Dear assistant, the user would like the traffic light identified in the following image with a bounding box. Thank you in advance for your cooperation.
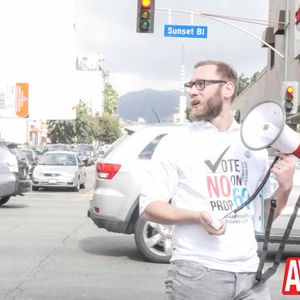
[283,81,299,114]
[136,0,155,33]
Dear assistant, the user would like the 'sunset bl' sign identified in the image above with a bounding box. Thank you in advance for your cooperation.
[282,257,300,295]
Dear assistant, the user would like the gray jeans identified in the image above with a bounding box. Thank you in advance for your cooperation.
[165,260,271,300]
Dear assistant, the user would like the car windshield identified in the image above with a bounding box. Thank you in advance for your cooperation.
[39,154,76,166]
[47,144,69,151]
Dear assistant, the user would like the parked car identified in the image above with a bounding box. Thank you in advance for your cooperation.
[0,142,19,206]
[0,141,32,206]
[77,150,92,167]
[21,148,39,177]
[32,145,48,157]
[32,151,86,191]
[6,142,32,194]
[77,144,96,166]
[46,144,70,152]
[88,124,300,263]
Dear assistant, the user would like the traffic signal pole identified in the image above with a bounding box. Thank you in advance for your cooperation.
[155,7,284,59]
[283,0,290,84]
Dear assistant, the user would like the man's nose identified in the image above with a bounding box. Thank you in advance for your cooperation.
[188,84,199,96]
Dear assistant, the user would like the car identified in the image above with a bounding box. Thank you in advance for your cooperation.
[32,151,86,191]
[255,155,300,245]
[46,143,70,152]
[77,149,92,167]
[21,148,39,177]
[0,141,32,206]
[76,144,96,166]
[88,124,182,263]
[88,124,300,263]
[0,142,19,206]
[6,142,32,194]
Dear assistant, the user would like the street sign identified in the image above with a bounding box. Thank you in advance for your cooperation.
[164,24,208,38]
[0,82,29,118]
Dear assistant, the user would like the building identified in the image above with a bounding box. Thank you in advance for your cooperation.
[76,53,107,117]
[0,0,77,144]
[233,0,300,128]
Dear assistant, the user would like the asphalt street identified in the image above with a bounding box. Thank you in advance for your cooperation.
[0,165,299,299]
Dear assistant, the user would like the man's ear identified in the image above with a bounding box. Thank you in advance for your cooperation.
[223,82,235,99]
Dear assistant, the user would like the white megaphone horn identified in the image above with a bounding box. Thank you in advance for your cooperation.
[240,100,300,158]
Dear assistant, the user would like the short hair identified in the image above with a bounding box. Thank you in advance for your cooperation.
[194,60,238,99]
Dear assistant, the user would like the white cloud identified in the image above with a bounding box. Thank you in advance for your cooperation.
[76,0,270,96]
[109,71,180,96]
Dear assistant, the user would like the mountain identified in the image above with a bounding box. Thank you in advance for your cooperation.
[117,89,182,123]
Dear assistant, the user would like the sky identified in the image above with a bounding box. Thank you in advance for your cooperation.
[0,0,270,122]
[75,0,270,97]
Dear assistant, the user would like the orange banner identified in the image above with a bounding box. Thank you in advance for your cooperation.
[15,82,29,118]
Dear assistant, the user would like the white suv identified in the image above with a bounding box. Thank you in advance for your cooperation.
[88,124,300,263]
[88,124,182,263]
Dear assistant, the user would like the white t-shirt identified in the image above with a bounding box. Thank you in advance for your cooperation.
[139,120,275,272]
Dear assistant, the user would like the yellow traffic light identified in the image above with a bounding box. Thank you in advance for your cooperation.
[141,0,151,8]
[136,0,155,33]
[283,81,299,114]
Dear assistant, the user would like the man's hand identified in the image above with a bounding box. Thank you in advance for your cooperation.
[271,153,295,193]
[267,153,295,220]
[198,211,227,235]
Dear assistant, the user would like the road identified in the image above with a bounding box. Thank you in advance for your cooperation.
[0,165,299,299]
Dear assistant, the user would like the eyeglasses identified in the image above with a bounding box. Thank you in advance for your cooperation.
[184,79,227,91]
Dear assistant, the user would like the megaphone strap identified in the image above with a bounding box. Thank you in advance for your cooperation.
[221,156,280,220]
[255,198,277,282]
[255,194,300,282]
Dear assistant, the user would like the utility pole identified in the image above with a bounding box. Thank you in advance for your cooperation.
[283,0,290,84]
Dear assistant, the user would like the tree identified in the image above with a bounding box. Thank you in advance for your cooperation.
[47,82,121,145]
[96,113,121,144]
[47,100,95,144]
[74,100,94,143]
[237,72,259,96]
[47,119,76,144]
[104,82,118,114]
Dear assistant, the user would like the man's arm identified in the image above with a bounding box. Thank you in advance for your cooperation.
[264,153,295,221]
[141,200,226,234]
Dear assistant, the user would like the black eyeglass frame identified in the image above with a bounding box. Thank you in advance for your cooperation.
[184,79,227,91]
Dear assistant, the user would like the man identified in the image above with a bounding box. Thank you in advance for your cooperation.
[139,60,295,300]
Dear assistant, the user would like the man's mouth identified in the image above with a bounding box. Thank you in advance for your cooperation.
[191,99,201,108]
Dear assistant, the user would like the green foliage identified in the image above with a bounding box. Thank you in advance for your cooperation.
[104,83,118,114]
[47,119,76,144]
[237,72,259,96]
[96,113,121,144]
[46,83,121,145]
[75,100,94,143]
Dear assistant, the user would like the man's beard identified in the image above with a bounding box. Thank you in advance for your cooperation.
[189,88,223,122]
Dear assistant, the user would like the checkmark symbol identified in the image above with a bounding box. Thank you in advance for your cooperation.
[204,146,230,173]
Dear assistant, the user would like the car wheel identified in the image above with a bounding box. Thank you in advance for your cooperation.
[32,186,39,191]
[0,196,11,206]
[73,179,80,192]
[134,217,172,263]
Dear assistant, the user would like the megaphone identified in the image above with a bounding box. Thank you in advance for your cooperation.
[240,100,300,158]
